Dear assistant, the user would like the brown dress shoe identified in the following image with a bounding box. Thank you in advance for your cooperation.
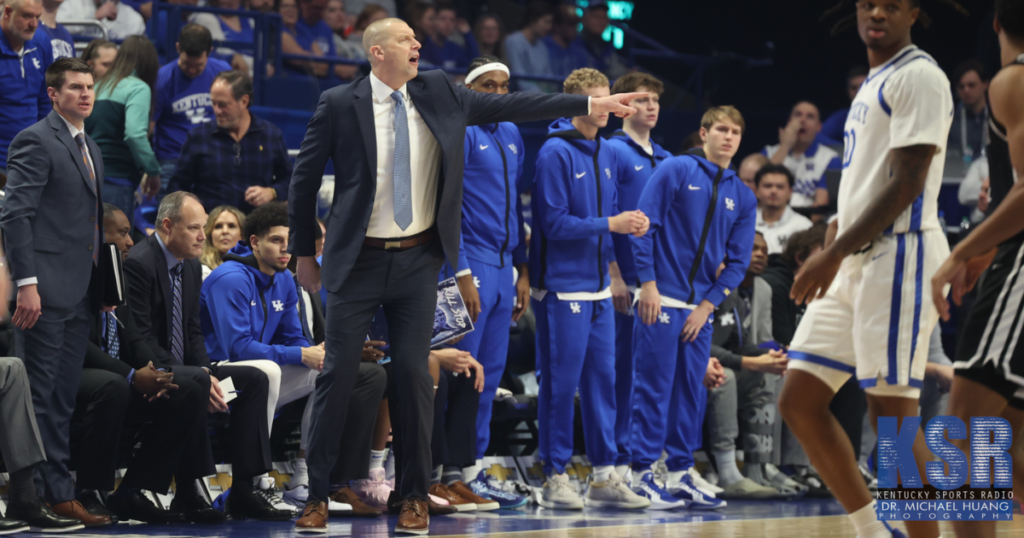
[428,497,457,516]
[51,500,112,528]
[448,481,500,511]
[428,483,476,512]
[396,499,429,536]
[330,487,382,518]
[295,501,328,534]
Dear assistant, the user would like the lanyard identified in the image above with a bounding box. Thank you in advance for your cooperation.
[961,104,988,162]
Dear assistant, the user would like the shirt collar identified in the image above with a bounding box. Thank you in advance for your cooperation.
[56,112,85,139]
[370,71,409,105]
[154,231,182,271]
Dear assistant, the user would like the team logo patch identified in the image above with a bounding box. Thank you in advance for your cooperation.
[251,301,257,306]
[725,197,735,211]
[688,185,701,191]
[720,312,735,326]
[605,168,611,179]
[473,276,481,288]
[634,165,644,171]
[570,302,582,314]
[658,312,670,324]
[575,172,586,179]
[508,144,518,154]
[479,144,489,150]
[32,57,41,69]
[272,300,284,312]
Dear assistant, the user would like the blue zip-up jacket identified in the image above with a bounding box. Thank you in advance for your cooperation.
[459,122,527,270]
[606,130,672,287]
[201,243,309,366]
[529,117,618,293]
[0,30,50,169]
[633,150,757,308]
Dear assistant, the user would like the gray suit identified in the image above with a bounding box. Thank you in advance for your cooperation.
[0,357,45,474]
[0,110,104,504]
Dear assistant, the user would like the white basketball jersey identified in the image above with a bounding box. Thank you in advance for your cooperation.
[837,45,953,236]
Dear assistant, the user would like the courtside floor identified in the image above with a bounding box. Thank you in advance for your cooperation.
[29,500,1023,537]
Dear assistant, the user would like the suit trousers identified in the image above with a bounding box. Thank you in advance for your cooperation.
[613,310,636,466]
[227,360,317,450]
[15,295,91,505]
[330,362,387,484]
[0,356,45,474]
[429,368,481,469]
[308,242,444,502]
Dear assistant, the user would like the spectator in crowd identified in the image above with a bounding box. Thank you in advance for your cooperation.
[192,0,256,73]
[678,131,704,155]
[58,0,146,40]
[343,2,386,60]
[248,0,274,12]
[168,70,292,212]
[325,0,363,63]
[153,23,232,193]
[817,66,867,146]
[605,72,672,481]
[343,0,391,19]
[948,59,989,163]
[760,224,826,349]
[124,191,291,521]
[473,13,504,61]
[404,2,434,58]
[419,1,477,70]
[146,0,199,61]
[575,0,630,79]
[737,153,769,193]
[754,164,813,256]
[632,106,754,510]
[85,35,162,224]
[122,0,151,20]
[78,204,216,525]
[505,0,554,93]
[529,68,650,511]
[0,57,107,531]
[704,233,789,498]
[763,101,839,209]
[545,2,588,78]
[282,0,356,79]
[0,0,49,174]
[958,155,989,224]
[82,39,117,79]
[38,0,74,60]
[199,204,246,279]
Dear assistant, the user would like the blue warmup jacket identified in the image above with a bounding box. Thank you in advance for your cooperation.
[201,243,309,365]
[605,130,672,287]
[529,117,619,293]
[459,123,527,270]
[633,150,757,307]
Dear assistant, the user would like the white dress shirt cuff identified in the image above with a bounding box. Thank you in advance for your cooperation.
[16,278,38,287]
[455,269,472,278]
[587,96,592,115]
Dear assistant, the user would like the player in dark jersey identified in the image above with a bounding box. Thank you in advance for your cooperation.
[931,1,1024,536]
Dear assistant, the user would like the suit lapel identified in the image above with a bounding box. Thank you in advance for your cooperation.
[407,79,442,150]
[48,112,97,195]
[353,78,377,182]
[148,234,174,343]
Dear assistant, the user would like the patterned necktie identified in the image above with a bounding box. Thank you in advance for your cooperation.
[105,312,120,361]
[391,91,413,231]
[74,133,99,265]
[170,262,184,363]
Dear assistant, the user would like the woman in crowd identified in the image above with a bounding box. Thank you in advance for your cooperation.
[344,3,387,60]
[474,13,506,61]
[404,1,438,65]
[324,0,361,78]
[81,39,117,79]
[84,36,161,225]
[200,205,247,280]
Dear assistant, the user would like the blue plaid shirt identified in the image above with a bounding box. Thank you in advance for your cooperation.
[167,112,292,213]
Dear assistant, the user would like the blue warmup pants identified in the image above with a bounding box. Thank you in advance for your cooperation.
[613,310,636,466]
[451,259,515,459]
[630,307,713,472]
[534,295,617,476]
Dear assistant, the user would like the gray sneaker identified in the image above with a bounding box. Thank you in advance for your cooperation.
[540,474,584,510]
[584,473,651,510]
[718,477,779,500]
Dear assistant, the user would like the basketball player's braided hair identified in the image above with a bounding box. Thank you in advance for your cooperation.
[820,0,969,36]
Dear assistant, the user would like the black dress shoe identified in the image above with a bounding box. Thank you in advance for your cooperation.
[107,489,186,524]
[75,491,119,524]
[225,488,295,521]
[169,490,227,524]
[4,499,84,532]
[0,516,29,535]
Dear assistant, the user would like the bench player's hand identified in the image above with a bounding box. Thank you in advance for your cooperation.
[790,248,843,305]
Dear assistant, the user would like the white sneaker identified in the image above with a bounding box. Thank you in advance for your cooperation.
[584,473,650,509]
[258,477,299,513]
[539,474,584,510]
[688,467,722,497]
[284,484,310,508]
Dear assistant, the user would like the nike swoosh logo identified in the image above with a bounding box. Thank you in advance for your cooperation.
[634,165,644,171]
[688,185,700,191]
[871,252,888,261]
[576,172,586,178]
[479,145,488,150]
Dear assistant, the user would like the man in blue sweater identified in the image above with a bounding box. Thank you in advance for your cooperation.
[632,106,757,510]
[529,68,650,511]
[604,72,673,482]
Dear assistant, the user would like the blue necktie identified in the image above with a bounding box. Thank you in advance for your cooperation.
[391,91,413,231]
[105,312,120,361]
[170,263,184,363]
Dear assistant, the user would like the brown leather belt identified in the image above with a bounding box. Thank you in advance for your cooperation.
[363,229,437,251]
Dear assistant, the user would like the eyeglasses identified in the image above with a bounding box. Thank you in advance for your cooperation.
[233,143,241,166]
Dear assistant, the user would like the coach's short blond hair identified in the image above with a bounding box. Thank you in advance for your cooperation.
[563,68,608,95]
[701,105,745,134]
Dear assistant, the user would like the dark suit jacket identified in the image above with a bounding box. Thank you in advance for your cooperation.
[288,69,589,293]
[124,233,211,369]
[0,111,104,308]
[85,298,163,377]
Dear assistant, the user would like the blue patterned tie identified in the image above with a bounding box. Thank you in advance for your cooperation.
[105,312,120,361]
[391,91,413,231]
[170,263,184,363]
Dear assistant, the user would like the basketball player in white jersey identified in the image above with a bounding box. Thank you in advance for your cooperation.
[778,1,956,537]
[931,1,1024,536]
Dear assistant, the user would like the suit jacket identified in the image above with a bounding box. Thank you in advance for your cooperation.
[0,110,104,308]
[288,69,589,293]
[124,233,211,369]
[85,297,162,377]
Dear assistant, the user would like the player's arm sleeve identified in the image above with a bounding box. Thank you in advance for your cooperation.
[711,344,743,371]
[705,190,757,307]
[605,178,618,264]
[884,64,954,150]
[535,148,609,240]
[632,160,680,284]
[512,131,528,266]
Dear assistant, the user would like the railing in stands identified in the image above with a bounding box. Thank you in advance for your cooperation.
[58,20,109,54]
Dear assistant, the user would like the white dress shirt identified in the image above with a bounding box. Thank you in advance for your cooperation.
[16,114,96,288]
[367,72,442,239]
